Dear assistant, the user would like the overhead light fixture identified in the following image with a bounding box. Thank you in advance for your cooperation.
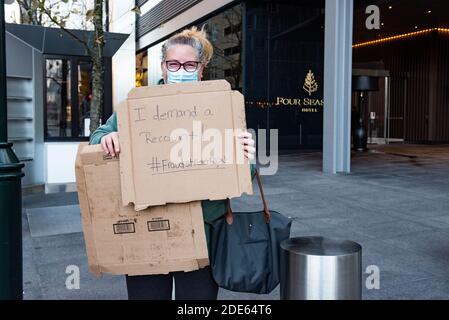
[415,26,418,29]
[388,6,393,9]
[353,28,449,48]
[428,10,432,14]
[381,22,385,26]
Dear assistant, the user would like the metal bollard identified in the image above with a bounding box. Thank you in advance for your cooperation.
[280,236,362,300]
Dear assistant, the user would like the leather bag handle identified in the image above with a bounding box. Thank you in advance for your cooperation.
[226,169,270,224]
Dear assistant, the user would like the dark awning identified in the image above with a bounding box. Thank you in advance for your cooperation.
[6,23,129,57]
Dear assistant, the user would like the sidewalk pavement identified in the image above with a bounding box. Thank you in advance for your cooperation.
[22,144,449,299]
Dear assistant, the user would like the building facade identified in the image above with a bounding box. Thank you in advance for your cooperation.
[135,0,326,151]
[132,0,449,171]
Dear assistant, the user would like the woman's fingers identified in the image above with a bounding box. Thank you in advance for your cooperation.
[239,138,255,146]
[237,131,252,139]
[105,136,115,156]
[100,136,109,154]
[243,145,256,160]
[111,132,120,154]
[244,151,255,160]
[243,145,256,154]
[100,133,120,156]
[243,144,256,160]
[237,131,256,160]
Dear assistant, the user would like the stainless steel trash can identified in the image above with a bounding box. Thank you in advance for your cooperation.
[280,236,362,300]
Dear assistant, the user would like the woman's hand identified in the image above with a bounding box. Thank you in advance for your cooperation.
[100,132,120,156]
[237,131,256,160]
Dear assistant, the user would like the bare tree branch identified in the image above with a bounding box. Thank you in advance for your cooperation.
[37,0,92,56]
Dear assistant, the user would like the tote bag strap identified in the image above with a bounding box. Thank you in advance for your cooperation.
[226,169,271,224]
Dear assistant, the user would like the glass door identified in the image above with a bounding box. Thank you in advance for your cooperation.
[45,58,72,138]
[44,56,93,140]
[77,59,93,137]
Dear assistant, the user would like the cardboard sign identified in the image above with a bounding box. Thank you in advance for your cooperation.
[75,143,209,276]
[118,80,253,210]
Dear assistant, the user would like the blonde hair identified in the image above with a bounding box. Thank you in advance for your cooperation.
[161,26,214,67]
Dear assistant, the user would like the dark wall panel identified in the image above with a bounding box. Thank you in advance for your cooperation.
[435,33,449,141]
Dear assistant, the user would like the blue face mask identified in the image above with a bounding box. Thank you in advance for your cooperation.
[167,69,199,84]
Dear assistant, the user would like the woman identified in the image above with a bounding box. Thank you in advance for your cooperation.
[90,26,256,300]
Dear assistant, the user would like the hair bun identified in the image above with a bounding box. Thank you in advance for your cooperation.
[162,25,214,66]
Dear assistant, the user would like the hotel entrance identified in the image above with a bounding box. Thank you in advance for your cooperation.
[352,0,449,152]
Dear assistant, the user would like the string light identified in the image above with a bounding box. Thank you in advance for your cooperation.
[353,28,449,48]
[245,101,272,108]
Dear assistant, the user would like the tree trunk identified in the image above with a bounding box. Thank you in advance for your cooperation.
[89,0,104,133]
[17,0,40,25]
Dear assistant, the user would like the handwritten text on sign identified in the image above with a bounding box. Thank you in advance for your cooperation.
[130,103,245,175]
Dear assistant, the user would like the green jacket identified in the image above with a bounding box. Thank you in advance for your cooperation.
[89,111,256,253]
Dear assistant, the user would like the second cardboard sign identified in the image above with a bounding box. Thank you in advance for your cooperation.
[75,143,209,276]
[118,80,253,210]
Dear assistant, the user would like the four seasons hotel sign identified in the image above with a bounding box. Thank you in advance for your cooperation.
[275,69,324,113]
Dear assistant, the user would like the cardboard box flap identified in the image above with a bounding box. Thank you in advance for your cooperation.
[231,91,253,195]
[117,101,135,207]
[127,79,231,100]
[75,143,209,277]
[75,142,89,169]
[75,142,101,277]
[102,259,207,276]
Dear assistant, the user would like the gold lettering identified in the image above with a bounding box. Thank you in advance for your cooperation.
[276,97,301,106]
[301,108,318,113]
[275,97,323,108]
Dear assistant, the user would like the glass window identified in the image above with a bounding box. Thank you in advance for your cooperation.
[224,23,242,36]
[45,56,95,140]
[45,59,71,138]
[136,51,148,87]
[224,45,241,56]
[197,3,243,91]
[144,4,243,89]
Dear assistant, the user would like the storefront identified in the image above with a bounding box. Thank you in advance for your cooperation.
[5,23,127,188]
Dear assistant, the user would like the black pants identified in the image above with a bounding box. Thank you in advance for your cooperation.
[126,267,218,300]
